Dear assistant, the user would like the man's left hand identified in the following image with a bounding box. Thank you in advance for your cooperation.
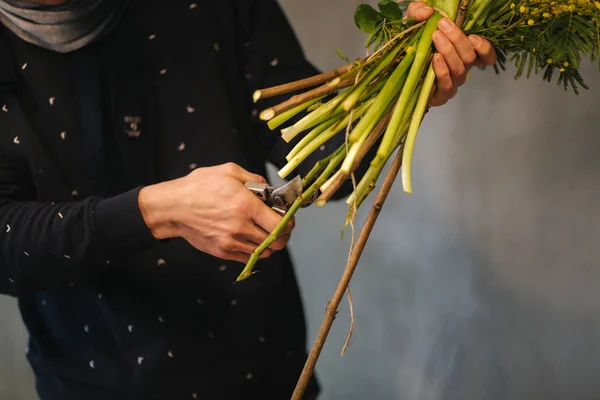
[407,1,497,106]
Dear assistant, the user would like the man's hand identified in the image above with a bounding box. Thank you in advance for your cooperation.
[139,163,294,264]
[407,1,497,106]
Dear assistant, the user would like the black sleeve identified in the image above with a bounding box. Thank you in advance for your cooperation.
[0,147,158,297]
[236,0,377,201]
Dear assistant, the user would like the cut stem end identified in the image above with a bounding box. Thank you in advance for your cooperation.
[260,109,275,121]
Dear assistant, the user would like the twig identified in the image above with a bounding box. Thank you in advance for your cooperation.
[291,146,405,400]
[259,78,355,121]
[253,58,367,102]
[455,0,471,28]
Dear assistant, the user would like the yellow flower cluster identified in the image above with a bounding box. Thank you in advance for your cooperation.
[506,0,599,69]
[464,0,597,92]
[511,0,599,20]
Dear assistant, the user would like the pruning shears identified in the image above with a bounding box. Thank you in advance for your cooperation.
[245,175,317,214]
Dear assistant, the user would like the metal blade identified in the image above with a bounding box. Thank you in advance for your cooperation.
[271,175,303,207]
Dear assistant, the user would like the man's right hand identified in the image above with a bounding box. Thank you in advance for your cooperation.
[138,163,294,263]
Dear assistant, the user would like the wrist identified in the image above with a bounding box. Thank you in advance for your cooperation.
[138,181,181,240]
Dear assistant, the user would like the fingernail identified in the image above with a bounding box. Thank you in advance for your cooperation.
[469,35,481,46]
[417,8,431,19]
[434,53,444,65]
[438,18,454,32]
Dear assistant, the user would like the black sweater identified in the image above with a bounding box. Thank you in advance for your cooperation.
[0,1,364,398]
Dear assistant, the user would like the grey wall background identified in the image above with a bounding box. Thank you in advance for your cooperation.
[1,1,599,399]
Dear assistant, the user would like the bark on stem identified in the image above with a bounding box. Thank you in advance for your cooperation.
[260,78,355,121]
[455,0,471,28]
[253,58,367,102]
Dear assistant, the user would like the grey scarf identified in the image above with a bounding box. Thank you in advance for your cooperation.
[0,0,127,53]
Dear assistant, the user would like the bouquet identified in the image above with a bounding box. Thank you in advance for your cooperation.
[237,0,600,282]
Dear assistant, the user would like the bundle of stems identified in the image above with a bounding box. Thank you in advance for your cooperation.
[236,0,600,283]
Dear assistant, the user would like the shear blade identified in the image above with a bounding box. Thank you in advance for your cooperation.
[272,175,303,206]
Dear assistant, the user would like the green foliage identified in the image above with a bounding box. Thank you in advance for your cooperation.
[354,1,406,35]
[354,4,384,34]
[336,48,350,62]
[378,0,405,20]
[463,0,600,93]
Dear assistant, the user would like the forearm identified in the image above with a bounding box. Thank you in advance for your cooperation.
[0,188,158,296]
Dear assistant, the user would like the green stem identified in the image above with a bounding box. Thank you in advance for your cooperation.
[301,144,346,188]
[267,96,325,130]
[278,97,375,179]
[463,0,494,30]
[437,0,461,19]
[401,65,436,194]
[373,14,441,168]
[307,102,322,113]
[285,73,390,161]
[347,122,409,208]
[281,55,393,143]
[286,115,341,161]
[360,71,392,101]
[341,45,404,112]
[281,67,391,144]
[236,205,300,282]
[343,140,406,230]
[341,55,414,175]
[346,75,421,209]
[281,88,353,143]
[338,48,420,176]
[347,50,416,145]
[346,164,379,210]
[237,148,347,282]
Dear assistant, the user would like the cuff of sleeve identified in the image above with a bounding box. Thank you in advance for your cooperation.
[94,187,158,255]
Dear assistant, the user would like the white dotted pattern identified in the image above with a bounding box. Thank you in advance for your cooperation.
[0,7,306,389]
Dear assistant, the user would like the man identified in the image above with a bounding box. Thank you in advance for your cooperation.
[0,0,496,399]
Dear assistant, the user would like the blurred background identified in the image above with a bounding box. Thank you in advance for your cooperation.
[1,0,600,399]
